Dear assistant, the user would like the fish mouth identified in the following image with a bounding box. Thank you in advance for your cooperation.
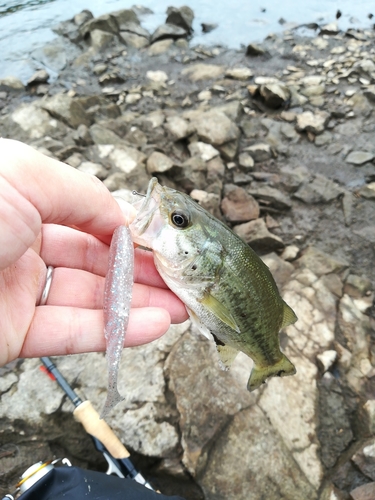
[129,178,163,245]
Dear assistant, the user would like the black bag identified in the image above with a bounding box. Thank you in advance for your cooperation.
[18,466,185,500]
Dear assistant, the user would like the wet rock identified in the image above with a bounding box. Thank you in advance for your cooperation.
[151,23,187,43]
[73,9,93,26]
[201,22,218,33]
[181,63,225,81]
[243,143,272,162]
[233,218,284,252]
[192,111,240,146]
[165,115,193,140]
[293,174,344,204]
[221,186,260,222]
[297,246,349,276]
[315,131,332,147]
[345,151,375,166]
[0,76,24,92]
[42,93,91,128]
[246,43,267,56]
[350,483,375,500]
[27,69,49,86]
[320,22,339,35]
[89,29,117,51]
[79,14,119,38]
[188,142,219,161]
[31,39,69,71]
[166,6,194,33]
[118,21,149,37]
[146,151,174,173]
[296,110,330,135]
[248,185,292,210]
[225,67,253,80]
[260,83,291,109]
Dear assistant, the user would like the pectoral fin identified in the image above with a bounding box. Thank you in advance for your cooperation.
[199,292,240,333]
[281,301,298,328]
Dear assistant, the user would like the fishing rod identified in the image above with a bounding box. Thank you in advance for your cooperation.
[39,356,154,490]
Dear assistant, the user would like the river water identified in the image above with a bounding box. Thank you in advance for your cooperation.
[0,0,374,82]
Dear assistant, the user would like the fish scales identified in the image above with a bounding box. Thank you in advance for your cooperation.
[130,178,297,392]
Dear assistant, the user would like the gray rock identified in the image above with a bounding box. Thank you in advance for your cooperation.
[363,86,375,103]
[170,157,207,192]
[165,115,193,140]
[248,185,292,210]
[73,9,93,26]
[297,246,349,276]
[148,39,174,56]
[293,174,344,204]
[89,124,124,145]
[78,161,108,179]
[349,481,375,500]
[11,103,68,140]
[31,39,69,71]
[201,22,218,33]
[320,22,339,35]
[119,32,149,48]
[238,152,254,170]
[201,405,316,500]
[315,131,332,147]
[190,189,221,218]
[359,182,375,199]
[42,93,92,129]
[147,151,174,173]
[243,143,272,162]
[221,186,260,222]
[181,63,225,82]
[261,252,294,288]
[0,76,24,91]
[353,226,375,243]
[188,142,219,161]
[151,23,187,43]
[192,111,240,146]
[345,151,375,165]
[118,21,148,37]
[344,274,372,298]
[233,218,284,252]
[260,84,291,109]
[110,8,140,26]
[166,6,194,33]
[80,14,119,38]
[213,100,243,122]
[246,43,267,56]
[27,69,49,86]
[296,111,330,135]
[89,29,117,51]
[225,67,253,80]
[218,139,239,161]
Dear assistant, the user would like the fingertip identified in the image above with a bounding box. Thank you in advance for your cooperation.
[113,195,137,226]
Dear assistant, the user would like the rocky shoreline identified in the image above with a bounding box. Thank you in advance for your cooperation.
[1,6,375,500]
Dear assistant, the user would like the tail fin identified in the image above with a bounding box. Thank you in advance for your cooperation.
[247,354,296,392]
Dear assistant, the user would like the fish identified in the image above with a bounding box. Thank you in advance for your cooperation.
[101,225,134,418]
[129,177,297,392]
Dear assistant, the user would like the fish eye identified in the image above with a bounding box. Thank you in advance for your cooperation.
[171,210,190,229]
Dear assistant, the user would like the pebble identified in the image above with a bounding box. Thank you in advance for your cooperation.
[233,218,284,252]
[296,110,330,135]
[188,141,219,161]
[221,186,260,222]
[244,143,272,162]
[146,151,174,173]
[146,70,168,83]
[345,151,375,165]
[317,350,338,373]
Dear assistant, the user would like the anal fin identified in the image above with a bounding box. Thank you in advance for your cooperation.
[216,344,239,371]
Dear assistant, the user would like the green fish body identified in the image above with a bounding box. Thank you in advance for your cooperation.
[130,178,297,391]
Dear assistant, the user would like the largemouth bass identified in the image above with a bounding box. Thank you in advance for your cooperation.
[130,178,297,392]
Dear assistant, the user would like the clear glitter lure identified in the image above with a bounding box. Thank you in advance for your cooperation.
[101,225,134,419]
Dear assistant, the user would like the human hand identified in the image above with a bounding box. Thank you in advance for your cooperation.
[0,139,188,366]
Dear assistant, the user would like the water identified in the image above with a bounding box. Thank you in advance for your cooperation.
[0,0,374,82]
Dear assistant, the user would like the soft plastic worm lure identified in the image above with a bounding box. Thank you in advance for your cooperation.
[101,225,134,419]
